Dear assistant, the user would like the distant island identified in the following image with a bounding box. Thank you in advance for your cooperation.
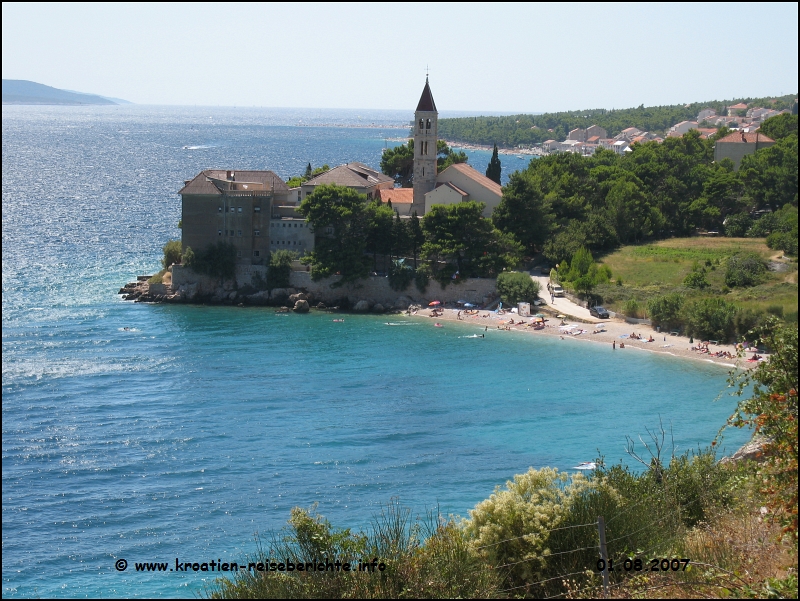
[2,79,130,105]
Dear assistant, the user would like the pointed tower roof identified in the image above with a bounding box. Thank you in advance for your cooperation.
[415,77,437,112]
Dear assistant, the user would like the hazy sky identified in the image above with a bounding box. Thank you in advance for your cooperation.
[3,2,798,112]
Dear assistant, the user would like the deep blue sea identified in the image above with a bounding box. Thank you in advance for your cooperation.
[2,105,750,598]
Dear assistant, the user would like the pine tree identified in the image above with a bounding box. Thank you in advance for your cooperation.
[304,163,313,179]
[486,144,502,184]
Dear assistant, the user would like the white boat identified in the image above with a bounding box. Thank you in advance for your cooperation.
[573,462,597,470]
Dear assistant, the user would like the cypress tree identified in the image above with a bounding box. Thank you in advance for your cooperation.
[304,163,313,179]
[486,144,502,184]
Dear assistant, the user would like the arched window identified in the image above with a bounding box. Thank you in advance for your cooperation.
[426,119,431,129]
[419,119,424,130]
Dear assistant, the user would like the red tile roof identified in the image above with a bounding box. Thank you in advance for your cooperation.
[716,131,775,144]
[179,170,288,195]
[443,163,502,196]
[377,188,414,204]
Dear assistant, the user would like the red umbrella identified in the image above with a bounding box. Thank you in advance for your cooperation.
[428,300,441,306]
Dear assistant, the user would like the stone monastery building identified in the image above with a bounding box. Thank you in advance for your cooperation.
[179,78,500,265]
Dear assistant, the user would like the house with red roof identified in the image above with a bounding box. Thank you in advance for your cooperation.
[714,131,775,169]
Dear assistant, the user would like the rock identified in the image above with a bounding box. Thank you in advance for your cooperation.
[353,300,370,312]
[271,288,289,304]
[720,437,770,464]
[228,291,237,301]
[393,296,412,310]
[372,303,385,313]
[293,299,310,313]
[316,302,327,309]
[288,293,308,304]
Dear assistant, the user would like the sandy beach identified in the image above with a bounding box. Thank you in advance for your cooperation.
[405,307,763,370]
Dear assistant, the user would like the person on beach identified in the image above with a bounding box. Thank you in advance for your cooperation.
[613,340,616,350]
[620,342,625,348]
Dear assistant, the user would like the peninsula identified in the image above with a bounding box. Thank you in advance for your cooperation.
[2,79,128,105]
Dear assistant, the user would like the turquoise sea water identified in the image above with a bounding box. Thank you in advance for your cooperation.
[2,106,749,598]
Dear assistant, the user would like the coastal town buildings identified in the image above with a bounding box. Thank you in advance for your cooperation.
[179,170,291,265]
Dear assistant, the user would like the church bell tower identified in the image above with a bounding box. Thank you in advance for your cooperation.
[412,77,438,216]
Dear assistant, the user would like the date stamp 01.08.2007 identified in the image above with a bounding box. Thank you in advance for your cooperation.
[595,558,690,573]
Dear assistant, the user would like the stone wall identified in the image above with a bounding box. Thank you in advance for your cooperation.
[288,271,497,307]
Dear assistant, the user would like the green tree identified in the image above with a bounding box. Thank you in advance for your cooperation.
[759,113,798,141]
[493,169,555,253]
[407,211,425,269]
[684,297,738,341]
[486,143,502,184]
[647,293,685,331]
[161,239,182,268]
[268,250,297,289]
[421,202,523,278]
[380,141,415,187]
[496,272,540,305]
[437,140,468,172]
[725,252,767,288]
[297,184,371,285]
[304,162,313,179]
[365,200,395,272]
[725,317,798,540]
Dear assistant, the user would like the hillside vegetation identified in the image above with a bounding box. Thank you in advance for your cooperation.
[438,93,798,147]
[592,237,798,336]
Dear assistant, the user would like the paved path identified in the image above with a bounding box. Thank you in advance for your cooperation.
[530,272,603,323]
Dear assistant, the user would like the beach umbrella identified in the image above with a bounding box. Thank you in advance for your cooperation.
[457,300,468,305]
[463,303,475,308]
[557,314,566,319]
[535,313,545,317]
[428,301,441,306]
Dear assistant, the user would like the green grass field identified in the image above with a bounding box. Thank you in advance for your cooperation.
[595,238,798,320]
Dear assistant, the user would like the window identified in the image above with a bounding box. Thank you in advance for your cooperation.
[218,206,222,212]
[236,250,242,258]
[238,230,242,237]
[253,250,260,257]
[254,230,261,236]
[218,229,222,236]
[419,119,424,130]
[254,206,261,212]
[238,207,242,213]
[426,118,431,129]
[230,207,235,213]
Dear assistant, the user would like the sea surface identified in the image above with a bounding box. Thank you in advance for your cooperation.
[2,105,750,598]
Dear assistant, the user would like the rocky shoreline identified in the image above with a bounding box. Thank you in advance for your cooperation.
[118,275,419,314]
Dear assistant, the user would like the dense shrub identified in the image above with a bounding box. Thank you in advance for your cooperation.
[208,501,496,599]
[684,297,738,341]
[647,293,685,331]
[683,268,709,289]
[724,212,753,237]
[497,271,540,305]
[725,252,767,287]
[161,239,182,269]
[414,266,430,294]
[268,250,297,289]
[387,264,413,292]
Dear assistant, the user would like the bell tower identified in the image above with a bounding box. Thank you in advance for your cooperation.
[412,76,438,215]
